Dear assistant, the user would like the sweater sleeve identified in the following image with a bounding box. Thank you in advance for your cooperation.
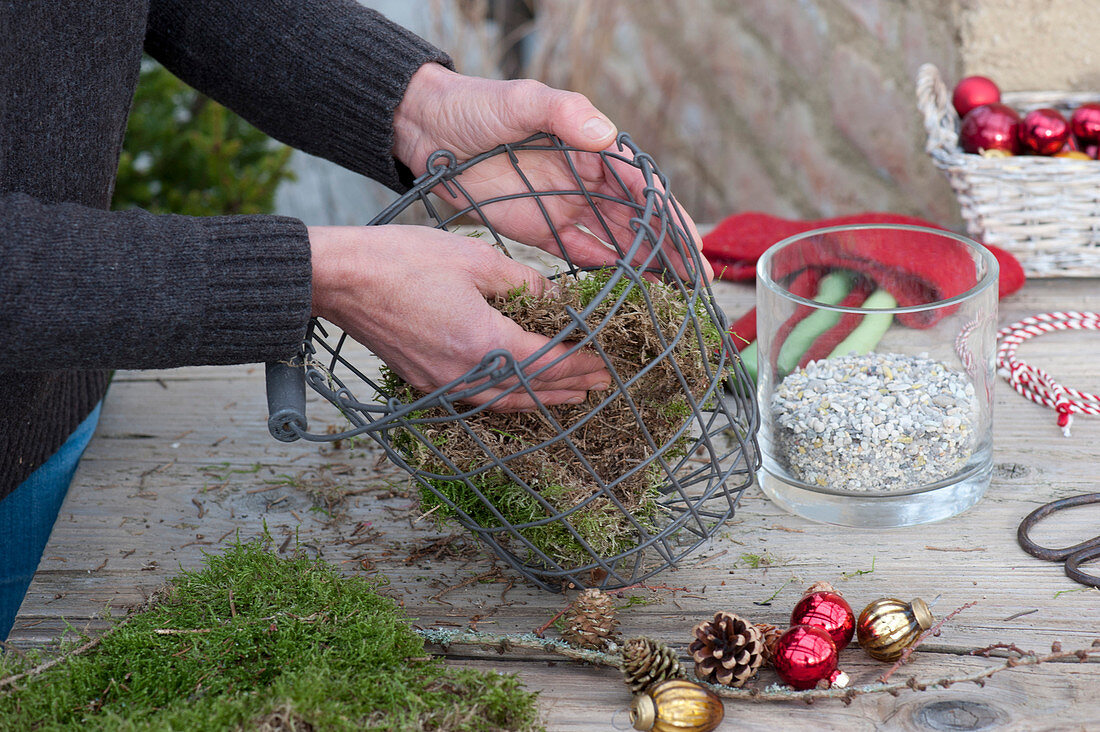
[145,0,454,192]
[1,192,312,370]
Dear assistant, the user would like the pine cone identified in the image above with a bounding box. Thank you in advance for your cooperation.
[561,588,619,651]
[621,636,686,693]
[753,622,783,666]
[689,611,764,687]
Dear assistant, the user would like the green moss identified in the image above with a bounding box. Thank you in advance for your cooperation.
[380,269,726,573]
[0,542,541,731]
[113,58,294,216]
[416,468,662,569]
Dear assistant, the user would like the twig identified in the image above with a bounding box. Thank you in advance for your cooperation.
[1001,609,1038,622]
[416,628,1100,704]
[969,642,1031,658]
[879,600,979,682]
[534,606,571,638]
[429,568,502,604]
[0,622,126,689]
[611,583,689,595]
[500,577,516,605]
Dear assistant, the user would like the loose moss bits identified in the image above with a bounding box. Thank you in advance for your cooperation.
[0,542,541,731]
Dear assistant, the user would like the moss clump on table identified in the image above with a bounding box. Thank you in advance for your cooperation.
[0,542,541,731]
[385,269,725,571]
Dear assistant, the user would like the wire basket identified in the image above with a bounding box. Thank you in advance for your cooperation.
[917,63,1100,277]
[265,132,759,591]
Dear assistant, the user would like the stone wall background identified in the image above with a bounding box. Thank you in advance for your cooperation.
[274,0,1100,229]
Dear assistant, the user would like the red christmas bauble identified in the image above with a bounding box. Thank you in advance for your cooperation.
[1071,103,1100,144]
[952,75,1001,118]
[1019,108,1070,155]
[960,103,1020,154]
[790,590,855,651]
[773,625,838,690]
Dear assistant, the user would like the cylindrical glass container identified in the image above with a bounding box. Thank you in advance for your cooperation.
[755,224,998,527]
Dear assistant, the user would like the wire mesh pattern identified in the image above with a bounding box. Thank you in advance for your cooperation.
[265,132,760,591]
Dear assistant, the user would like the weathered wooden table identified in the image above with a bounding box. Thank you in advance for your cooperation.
[10,277,1100,730]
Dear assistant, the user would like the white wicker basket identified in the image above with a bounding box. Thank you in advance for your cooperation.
[917,63,1100,277]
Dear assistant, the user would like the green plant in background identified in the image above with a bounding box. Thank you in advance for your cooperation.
[113,58,294,216]
[0,541,542,731]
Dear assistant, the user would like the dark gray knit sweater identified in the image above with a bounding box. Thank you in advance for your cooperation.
[0,0,450,498]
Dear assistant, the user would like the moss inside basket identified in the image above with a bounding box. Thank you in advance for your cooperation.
[383,269,726,571]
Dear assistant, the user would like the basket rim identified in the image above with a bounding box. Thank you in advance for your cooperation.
[758,223,999,314]
[918,63,1100,165]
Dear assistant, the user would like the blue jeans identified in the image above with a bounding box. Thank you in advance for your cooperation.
[0,402,102,642]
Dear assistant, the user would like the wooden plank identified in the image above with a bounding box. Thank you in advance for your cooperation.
[8,277,1100,730]
[449,656,1100,731]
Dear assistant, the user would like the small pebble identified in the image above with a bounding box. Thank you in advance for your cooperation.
[769,352,979,493]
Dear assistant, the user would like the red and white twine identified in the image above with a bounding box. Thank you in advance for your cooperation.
[996,311,1100,436]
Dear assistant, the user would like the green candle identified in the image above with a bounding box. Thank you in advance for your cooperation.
[775,271,854,375]
[828,289,897,359]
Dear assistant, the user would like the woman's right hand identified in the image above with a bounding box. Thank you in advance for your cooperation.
[308,225,611,411]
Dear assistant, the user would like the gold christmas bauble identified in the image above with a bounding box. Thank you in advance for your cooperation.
[856,597,934,661]
[629,679,724,732]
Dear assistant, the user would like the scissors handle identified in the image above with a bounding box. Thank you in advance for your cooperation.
[1065,545,1100,588]
[1018,493,1100,588]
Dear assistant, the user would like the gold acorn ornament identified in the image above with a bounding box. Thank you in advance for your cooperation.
[629,679,724,732]
[621,636,687,693]
[856,597,935,661]
[688,611,764,687]
[561,588,619,651]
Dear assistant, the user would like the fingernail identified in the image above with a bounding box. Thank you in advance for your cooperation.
[592,382,610,391]
[582,115,615,141]
[566,395,585,404]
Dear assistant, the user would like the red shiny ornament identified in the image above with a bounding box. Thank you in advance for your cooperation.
[1018,108,1069,155]
[1071,103,1100,144]
[773,625,838,691]
[960,103,1020,154]
[790,590,855,651]
[952,75,1001,118]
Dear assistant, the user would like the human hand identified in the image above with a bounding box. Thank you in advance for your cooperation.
[308,225,610,411]
[392,63,712,283]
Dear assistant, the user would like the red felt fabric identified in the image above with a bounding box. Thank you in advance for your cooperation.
[705,212,1027,355]
[702,212,1026,301]
[729,268,821,345]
